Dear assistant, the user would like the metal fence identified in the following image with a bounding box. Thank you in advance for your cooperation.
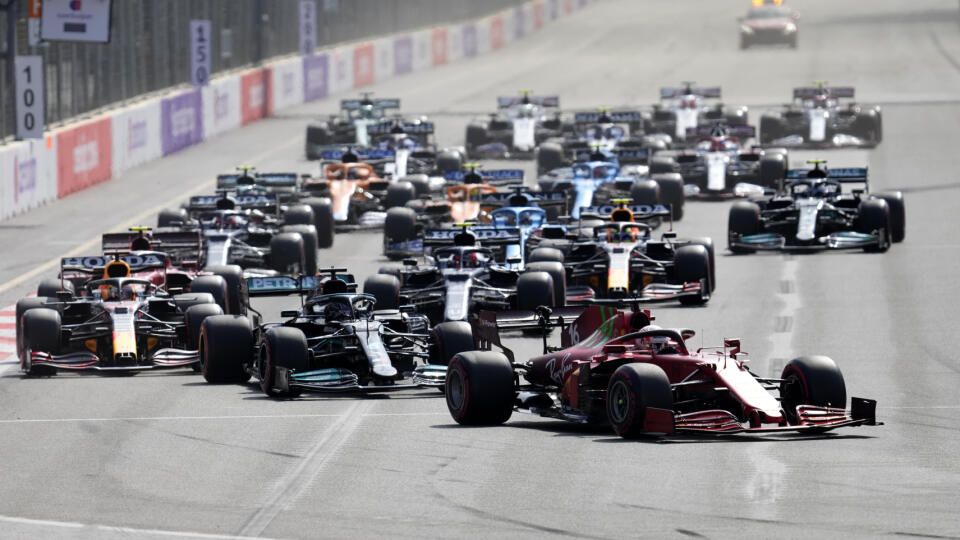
[0,0,525,141]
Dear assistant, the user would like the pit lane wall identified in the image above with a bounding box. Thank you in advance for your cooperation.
[0,0,588,222]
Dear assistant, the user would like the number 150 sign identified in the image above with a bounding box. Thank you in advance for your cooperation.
[191,20,212,87]
[14,56,44,140]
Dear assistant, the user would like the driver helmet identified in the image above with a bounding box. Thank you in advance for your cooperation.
[640,325,669,353]
[709,139,726,152]
[324,301,351,321]
[224,215,245,228]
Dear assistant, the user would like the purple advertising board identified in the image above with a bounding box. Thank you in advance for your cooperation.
[161,89,203,156]
[462,24,477,58]
[549,0,559,20]
[303,53,329,102]
[514,7,526,39]
[394,36,413,75]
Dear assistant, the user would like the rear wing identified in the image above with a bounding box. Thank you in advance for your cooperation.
[216,173,298,189]
[471,307,592,361]
[319,149,395,161]
[573,110,644,123]
[572,147,649,164]
[793,86,855,99]
[444,169,524,185]
[246,273,357,296]
[497,95,559,108]
[685,124,756,140]
[61,253,168,275]
[187,193,279,211]
[367,121,434,135]
[102,231,203,263]
[341,98,400,110]
[478,190,568,206]
[660,86,721,99]
[580,203,672,219]
[786,167,868,182]
[422,227,522,247]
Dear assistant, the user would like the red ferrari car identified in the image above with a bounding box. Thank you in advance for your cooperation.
[445,306,877,438]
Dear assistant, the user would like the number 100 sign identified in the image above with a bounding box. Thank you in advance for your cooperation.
[14,56,44,140]
[190,20,212,87]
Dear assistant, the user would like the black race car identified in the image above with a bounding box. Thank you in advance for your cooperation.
[728,161,904,252]
[759,84,882,147]
[465,93,565,158]
[305,95,403,159]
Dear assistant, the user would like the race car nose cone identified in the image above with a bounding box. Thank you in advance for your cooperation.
[373,364,398,378]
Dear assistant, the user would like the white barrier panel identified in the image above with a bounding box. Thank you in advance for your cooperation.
[111,97,162,176]
[475,17,492,56]
[269,56,305,113]
[330,46,354,96]
[0,137,59,220]
[447,24,463,63]
[202,74,241,139]
[374,37,394,84]
[411,29,432,73]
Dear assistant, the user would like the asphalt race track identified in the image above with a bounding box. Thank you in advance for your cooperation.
[1,1,960,538]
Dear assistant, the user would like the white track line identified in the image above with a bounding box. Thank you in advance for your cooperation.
[0,514,278,539]
[0,411,445,425]
[0,133,301,296]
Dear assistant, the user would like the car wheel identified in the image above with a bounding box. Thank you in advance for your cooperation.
[446,351,515,425]
[363,274,400,310]
[674,245,710,305]
[857,199,891,253]
[190,275,229,314]
[269,232,305,274]
[728,201,761,254]
[260,327,309,398]
[200,315,253,384]
[430,321,475,366]
[21,308,61,376]
[780,356,846,424]
[607,363,673,439]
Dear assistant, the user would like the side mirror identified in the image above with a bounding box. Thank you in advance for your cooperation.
[507,257,522,265]
[662,231,677,240]
[724,338,741,358]
[402,258,418,266]
[280,310,299,318]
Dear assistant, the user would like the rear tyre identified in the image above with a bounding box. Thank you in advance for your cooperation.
[688,237,716,292]
[303,198,335,248]
[607,363,673,439]
[384,207,418,246]
[465,125,488,154]
[269,232,305,274]
[190,275,229,313]
[525,261,566,307]
[260,327,309,398]
[857,199,891,253]
[446,351,515,425]
[728,201,761,254]
[37,279,71,299]
[158,208,188,228]
[284,205,315,226]
[875,192,904,243]
[21,308,61,376]
[516,271,556,310]
[200,315,253,384]
[385,181,416,209]
[430,321,475,365]
[649,157,678,175]
[527,247,564,264]
[629,179,660,206]
[759,116,782,145]
[363,274,400,310]
[282,225,319,275]
[16,297,49,358]
[185,303,223,352]
[206,265,246,315]
[436,151,463,175]
[674,245,710,306]
[652,173,685,221]
[759,153,787,189]
[537,142,565,175]
[780,356,846,424]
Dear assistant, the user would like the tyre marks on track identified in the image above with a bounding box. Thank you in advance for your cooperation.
[767,255,799,378]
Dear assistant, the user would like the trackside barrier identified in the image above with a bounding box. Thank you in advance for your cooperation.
[0,0,589,222]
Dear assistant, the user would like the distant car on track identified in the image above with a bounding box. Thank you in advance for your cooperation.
[738,3,799,49]
[759,83,882,147]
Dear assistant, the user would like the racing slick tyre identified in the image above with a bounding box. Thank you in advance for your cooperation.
[402,174,432,197]
[157,208,188,228]
[525,261,566,307]
[302,198,335,249]
[446,351,515,426]
[206,265,246,315]
[607,363,673,439]
[363,274,400,310]
[856,199,891,253]
[649,156,679,175]
[260,327,309,398]
[269,232,306,274]
[759,154,787,189]
[284,205,315,226]
[282,225,319,275]
[759,116,782,145]
[517,271,556,311]
[876,192,905,243]
[185,303,224,352]
[173,293,216,312]
[465,124,488,154]
[436,151,463,175]
[200,315,253,384]
[728,201,761,254]
[16,297,49,358]
[21,308,61,376]
[674,245,711,306]
[652,173,685,221]
[528,247,565,264]
[853,112,881,145]
[629,179,660,207]
[688,237,716,293]
[377,266,402,279]
[537,142,565,175]
[385,181,416,209]
[190,275,230,314]
[780,356,847,425]
[384,207,418,245]
[37,278,72,299]
[430,321,475,366]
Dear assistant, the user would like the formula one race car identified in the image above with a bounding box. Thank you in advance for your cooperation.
[657,124,788,198]
[199,269,476,396]
[759,84,882,147]
[738,2,799,49]
[531,201,713,305]
[728,161,905,252]
[377,225,569,323]
[305,95,402,159]
[17,257,225,375]
[465,92,565,158]
[645,84,749,145]
[444,305,879,438]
